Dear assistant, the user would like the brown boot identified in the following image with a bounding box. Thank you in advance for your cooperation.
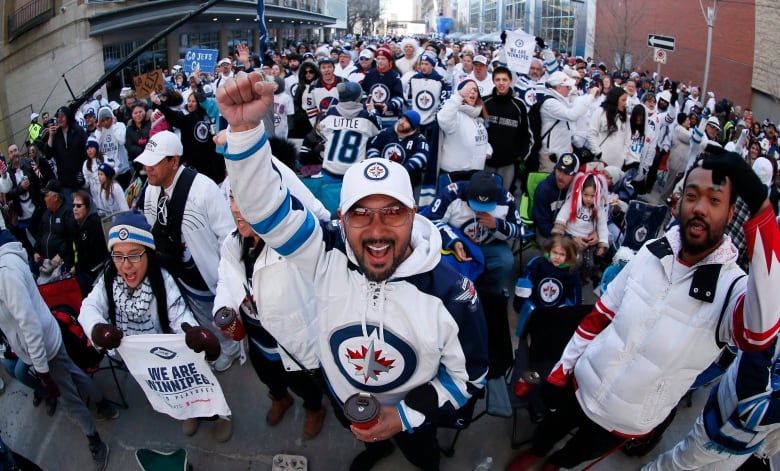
[215,417,233,443]
[266,393,293,426]
[303,407,326,439]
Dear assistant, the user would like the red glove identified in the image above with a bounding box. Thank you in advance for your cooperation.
[91,323,123,349]
[182,322,221,361]
[137,138,147,146]
[37,371,60,398]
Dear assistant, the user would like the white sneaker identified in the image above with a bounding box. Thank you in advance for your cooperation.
[212,352,238,372]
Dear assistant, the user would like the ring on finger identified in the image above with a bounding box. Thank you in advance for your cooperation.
[373,437,378,442]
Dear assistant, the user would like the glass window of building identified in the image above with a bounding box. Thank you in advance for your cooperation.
[504,0,526,31]
[179,32,220,59]
[483,0,497,32]
[103,38,168,100]
[540,0,575,55]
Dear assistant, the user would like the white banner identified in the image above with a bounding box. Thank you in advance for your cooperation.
[505,30,536,76]
[117,334,231,420]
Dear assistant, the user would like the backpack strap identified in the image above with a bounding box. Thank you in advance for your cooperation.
[715,274,746,349]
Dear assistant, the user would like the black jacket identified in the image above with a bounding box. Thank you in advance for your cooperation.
[156,103,225,184]
[483,90,533,168]
[42,118,87,188]
[34,202,76,263]
[125,119,151,165]
[73,212,108,278]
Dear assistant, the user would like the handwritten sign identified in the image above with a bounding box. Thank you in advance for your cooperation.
[133,69,165,99]
[183,48,218,75]
[505,30,536,76]
[117,334,231,420]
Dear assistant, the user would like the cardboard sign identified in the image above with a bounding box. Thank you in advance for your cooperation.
[504,30,536,76]
[117,334,231,420]
[183,48,218,75]
[133,69,165,99]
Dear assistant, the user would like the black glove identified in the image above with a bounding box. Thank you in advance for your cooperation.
[700,151,767,216]
[182,322,221,362]
[535,36,546,50]
[37,371,60,398]
[540,379,571,413]
[670,82,679,106]
[91,323,123,349]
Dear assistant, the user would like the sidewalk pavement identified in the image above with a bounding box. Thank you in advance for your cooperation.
[0,348,719,471]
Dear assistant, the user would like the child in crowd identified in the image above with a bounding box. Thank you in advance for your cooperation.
[552,171,609,281]
[513,235,581,336]
[94,162,128,217]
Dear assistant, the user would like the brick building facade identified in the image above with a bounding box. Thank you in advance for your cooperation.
[594,0,755,110]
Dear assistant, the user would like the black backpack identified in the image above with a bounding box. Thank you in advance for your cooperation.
[527,95,560,165]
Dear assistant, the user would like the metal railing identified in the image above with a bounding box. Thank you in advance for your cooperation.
[8,0,55,42]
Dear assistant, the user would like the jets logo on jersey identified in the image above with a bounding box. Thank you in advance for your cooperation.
[524,89,538,106]
[415,90,435,111]
[194,121,210,142]
[319,96,339,113]
[364,161,389,180]
[370,84,390,104]
[454,277,478,305]
[273,112,282,127]
[381,143,405,163]
[290,83,299,96]
[461,220,491,244]
[330,325,416,392]
[538,277,563,305]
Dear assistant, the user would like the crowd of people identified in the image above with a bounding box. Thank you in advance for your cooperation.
[1,31,779,471]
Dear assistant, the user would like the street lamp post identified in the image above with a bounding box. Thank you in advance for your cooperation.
[699,0,717,103]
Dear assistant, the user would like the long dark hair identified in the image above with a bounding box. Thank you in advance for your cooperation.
[602,87,627,135]
[630,103,646,136]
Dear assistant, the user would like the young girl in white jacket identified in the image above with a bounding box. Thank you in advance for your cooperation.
[94,162,128,217]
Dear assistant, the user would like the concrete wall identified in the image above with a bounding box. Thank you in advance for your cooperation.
[594,0,755,108]
[0,2,104,151]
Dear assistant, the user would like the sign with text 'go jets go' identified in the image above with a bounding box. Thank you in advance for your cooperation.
[648,34,675,51]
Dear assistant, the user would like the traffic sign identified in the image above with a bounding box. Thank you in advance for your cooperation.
[653,48,667,64]
[648,34,675,51]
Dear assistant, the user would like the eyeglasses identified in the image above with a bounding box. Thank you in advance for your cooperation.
[111,250,146,264]
[72,203,85,208]
[344,206,412,228]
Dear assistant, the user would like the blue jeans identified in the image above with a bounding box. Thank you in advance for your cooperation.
[3,358,44,393]
[478,241,515,296]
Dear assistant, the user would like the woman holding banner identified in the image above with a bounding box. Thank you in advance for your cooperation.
[78,212,232,442]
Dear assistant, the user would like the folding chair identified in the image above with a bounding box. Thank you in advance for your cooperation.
[508,304,592,447]
[437,389,488,457]
[620,200,669,251]
[37,277,129,408]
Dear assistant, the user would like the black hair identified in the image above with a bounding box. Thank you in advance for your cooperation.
[630,103,646,135]
[601,87,627,135]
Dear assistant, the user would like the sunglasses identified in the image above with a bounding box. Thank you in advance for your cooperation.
[72,203,85,208]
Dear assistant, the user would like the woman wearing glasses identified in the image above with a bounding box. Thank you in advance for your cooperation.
[78,212,227,438]
[70,190,108,297]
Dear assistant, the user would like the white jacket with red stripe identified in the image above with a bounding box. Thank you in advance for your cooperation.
[548,207,780,437]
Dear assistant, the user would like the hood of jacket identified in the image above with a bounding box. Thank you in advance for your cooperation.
[0,230,27,264]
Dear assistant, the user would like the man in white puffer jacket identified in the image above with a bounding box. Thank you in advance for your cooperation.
[508,150,780,470]
[217,73,489,471]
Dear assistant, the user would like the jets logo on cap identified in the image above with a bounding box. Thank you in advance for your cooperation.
[118,228,129,240]
[364,162,389,180]
[478,195,490,202]
[561,154,573,166]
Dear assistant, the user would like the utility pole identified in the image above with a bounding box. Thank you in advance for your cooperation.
[699,0,717,102]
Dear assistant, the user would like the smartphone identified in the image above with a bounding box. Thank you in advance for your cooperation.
[49,118,57,126]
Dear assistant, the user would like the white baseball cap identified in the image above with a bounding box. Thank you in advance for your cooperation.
[340,158,414,212]
[30,112,39,121]
[547,71,574,88]
[135,131,183,167]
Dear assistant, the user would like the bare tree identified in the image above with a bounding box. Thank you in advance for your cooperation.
[594,0,652,72]
[347,0,384,36]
